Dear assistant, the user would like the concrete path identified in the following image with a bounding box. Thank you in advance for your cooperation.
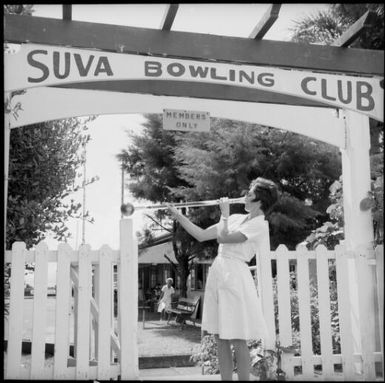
[139,367,256,380]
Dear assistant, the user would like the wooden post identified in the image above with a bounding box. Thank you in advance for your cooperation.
[6,242,26,379]
[375,246,384,378]
[4,102,11,251]
[341,110,374,251]
[340,109,376,377]
[118,218,139,379]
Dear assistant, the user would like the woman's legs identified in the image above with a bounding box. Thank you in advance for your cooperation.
[231,339,250,381]
[215,335,233,380]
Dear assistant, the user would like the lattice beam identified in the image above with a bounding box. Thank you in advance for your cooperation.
[62,4,72,21]
[249,4,281,39]
[332,10,377,47]
[160,4,179,31]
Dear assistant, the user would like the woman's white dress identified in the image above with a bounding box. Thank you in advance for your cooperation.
[159,285,175,311]
[202,214,271,343]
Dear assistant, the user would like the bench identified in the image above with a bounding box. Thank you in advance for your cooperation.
[166,296,200,329]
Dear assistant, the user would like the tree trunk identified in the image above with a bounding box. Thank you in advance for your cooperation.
[171,220,191,298]
[178,263,189,298]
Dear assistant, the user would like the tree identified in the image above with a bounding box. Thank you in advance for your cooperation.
[119,115,341,294]
[6,118,96,249]
[290,3,384,247]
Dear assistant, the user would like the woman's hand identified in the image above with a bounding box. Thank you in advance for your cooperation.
[166,204,180,220]
[219,197,230,219]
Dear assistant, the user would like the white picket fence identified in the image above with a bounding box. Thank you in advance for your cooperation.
[253,243,384,381]
[4,218,384,380]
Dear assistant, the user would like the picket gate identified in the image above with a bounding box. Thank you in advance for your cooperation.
[4,219,138,380]
[4,217,383,380]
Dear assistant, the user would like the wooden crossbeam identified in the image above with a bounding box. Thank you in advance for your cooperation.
[332,10,377,47]
[160,4,179,31]
[4,14,383,75]
[249,4,281,39]
[54,80,329,108]
[62,4,72,21]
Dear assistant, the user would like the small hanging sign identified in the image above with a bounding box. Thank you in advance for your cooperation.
[163,109,210,132]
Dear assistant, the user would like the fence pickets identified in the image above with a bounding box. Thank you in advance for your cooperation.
[6,242,26,379]
[316,245,334,379]
[97,245,113,380]
[30,242,49,379]
[296,245,314,377]
[256,221,276,350]
[275,245,295,379]
[75,244,92,379]
[4,223,383,381]
[54,243,72,379]
[355,247,377,380]
[334,245,355,380]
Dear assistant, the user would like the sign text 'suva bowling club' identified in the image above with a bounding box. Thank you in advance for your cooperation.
[5,44,383,121]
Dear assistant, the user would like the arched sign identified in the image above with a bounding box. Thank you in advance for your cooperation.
[5,44,384,122]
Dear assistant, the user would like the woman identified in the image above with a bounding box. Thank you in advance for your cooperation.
[158,277,175,320]
[167,177,278,380]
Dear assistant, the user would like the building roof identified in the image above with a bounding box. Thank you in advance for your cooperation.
[138,233,173,249]
[138,241,177,264]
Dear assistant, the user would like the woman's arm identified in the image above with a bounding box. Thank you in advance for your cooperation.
[168,205,218,242]
[167,199,248,243]
[217,215,248,244]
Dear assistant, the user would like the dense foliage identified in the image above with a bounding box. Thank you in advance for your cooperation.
[6,118,94,249]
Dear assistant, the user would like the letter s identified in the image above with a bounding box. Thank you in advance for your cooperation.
[27,50,49,83]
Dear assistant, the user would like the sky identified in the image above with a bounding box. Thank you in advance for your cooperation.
[29,3,330,254]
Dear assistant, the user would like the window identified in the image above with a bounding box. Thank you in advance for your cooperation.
[191,263,209,290]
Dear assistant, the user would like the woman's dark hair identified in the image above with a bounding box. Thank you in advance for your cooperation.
[249,177,279,214]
